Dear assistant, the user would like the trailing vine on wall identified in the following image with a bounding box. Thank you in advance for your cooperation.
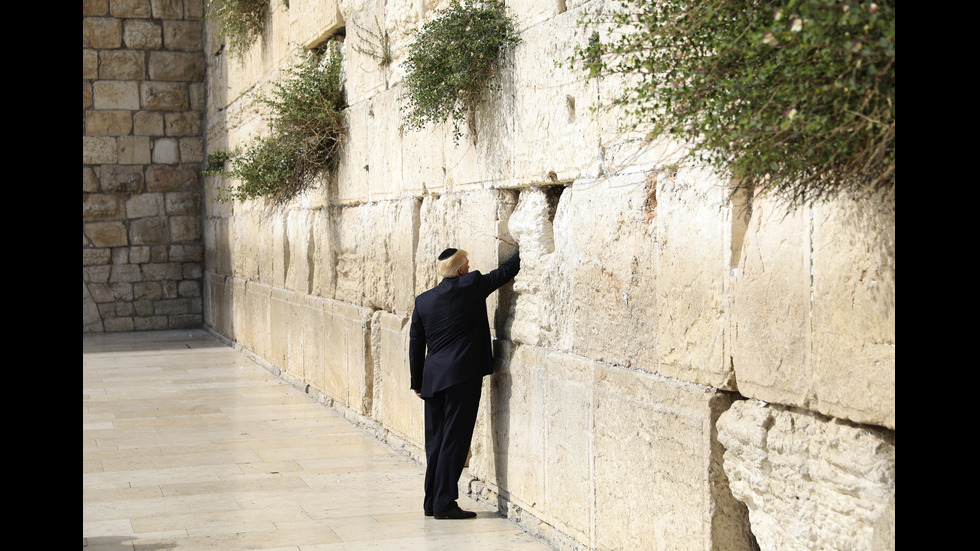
[205,43,347,204]
[571,0,895,206]
[400,0,521,143]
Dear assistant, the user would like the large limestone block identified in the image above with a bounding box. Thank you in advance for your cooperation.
[269,287,293,372]
[344,0,391,104]
[717,400,895,551]
[336,90,404,203]
[203,271,234,338]
[565,174,659,370]
[398,105,449,196]
[593,365,753,551]
[731,195,811,405]
[811,191,895,429]
[333,197,421,315]
[204,215,233,276]
[217,1,294,103]
[232,277,248,343]
[372,311,424,448]
[655,166,737,388]
[469,343,547,516]
[511,6,602,185]
[732,191,895,429]
[283,209,314,294]
[441,67,515,192]
[288,0,344,50]
[298,296,374,414]
[308,207,338,298]
[242,281,273,359]
[508,0,566,31]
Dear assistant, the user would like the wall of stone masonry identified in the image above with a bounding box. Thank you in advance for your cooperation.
[83,0,206,332]
[198,1,895,550]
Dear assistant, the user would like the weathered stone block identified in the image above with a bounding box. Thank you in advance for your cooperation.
[336,91,403,203]
[93,81,141,110]
[562,175,658,371]
[83,0,108,16]
[372,311,424,448]
[123,19,163,49]
[343,0,390,104]
[162,20,203,51]
[731,191,894,429]
[152,137,180,163]
[83,194,126,221]
[203,272,234,337]
[306,207,335,298]
[101,165,145,193]
[84,137,118,165]
[655,166,736,388]
[87,110,133,137]
[141,81,190,110]
[470,344,594,545]
[83,248,112,266]
[593,364,752,551]
[111,0,152,18]
[288,0,344,50]
[164,191,201,215]
[511,8,601,185]
[146,165,198,191]
[118,136,153,164]
[164,111,202,136]
[334,198,420,315]
[717,400,894,551]
[302,298,374,415]
[810,191,895,429]
[134,111,164,136]
[179,137,205,163]
[99,50,145,80]
[151,0,183,19]
[86,221,129,247]
[281,209,313,294]
[126,193,164,219]
[83,17,122,49]
[130,217,169,244]
[170,215,201,242]
[148,51,206,81]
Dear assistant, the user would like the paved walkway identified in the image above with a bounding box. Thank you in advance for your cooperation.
[83,329,553,551]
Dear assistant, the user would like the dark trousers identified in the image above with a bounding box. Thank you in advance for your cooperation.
[423,376,484,513]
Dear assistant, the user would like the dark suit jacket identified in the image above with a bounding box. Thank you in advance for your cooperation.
[409,252,520,398]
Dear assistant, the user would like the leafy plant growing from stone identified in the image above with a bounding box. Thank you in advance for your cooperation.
[205,43,347,204]
[205,0,270,60]
[571,0,894,207]
[400,0,521,143]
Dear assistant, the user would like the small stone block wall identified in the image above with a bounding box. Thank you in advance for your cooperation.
[83,0,206,332]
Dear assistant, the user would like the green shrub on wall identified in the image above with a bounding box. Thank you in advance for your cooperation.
[400,0,521,143]
[206,43,347,204]
[573,0,895,206]
[206,0,270,59]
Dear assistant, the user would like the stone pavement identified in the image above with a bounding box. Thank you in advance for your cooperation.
[83,329,553,551]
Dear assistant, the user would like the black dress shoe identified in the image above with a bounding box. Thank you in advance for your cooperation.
[424,509,433,517]
[434,506,477,519]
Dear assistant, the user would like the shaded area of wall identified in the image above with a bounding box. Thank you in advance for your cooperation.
[83,0,206,332]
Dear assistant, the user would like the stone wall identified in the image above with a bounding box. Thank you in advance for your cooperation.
[195,0,891,550]
[83,0,206,332]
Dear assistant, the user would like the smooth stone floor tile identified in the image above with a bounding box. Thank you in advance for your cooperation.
[83,329,554,551]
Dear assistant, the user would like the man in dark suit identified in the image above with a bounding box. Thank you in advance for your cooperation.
[409,247,520,519]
